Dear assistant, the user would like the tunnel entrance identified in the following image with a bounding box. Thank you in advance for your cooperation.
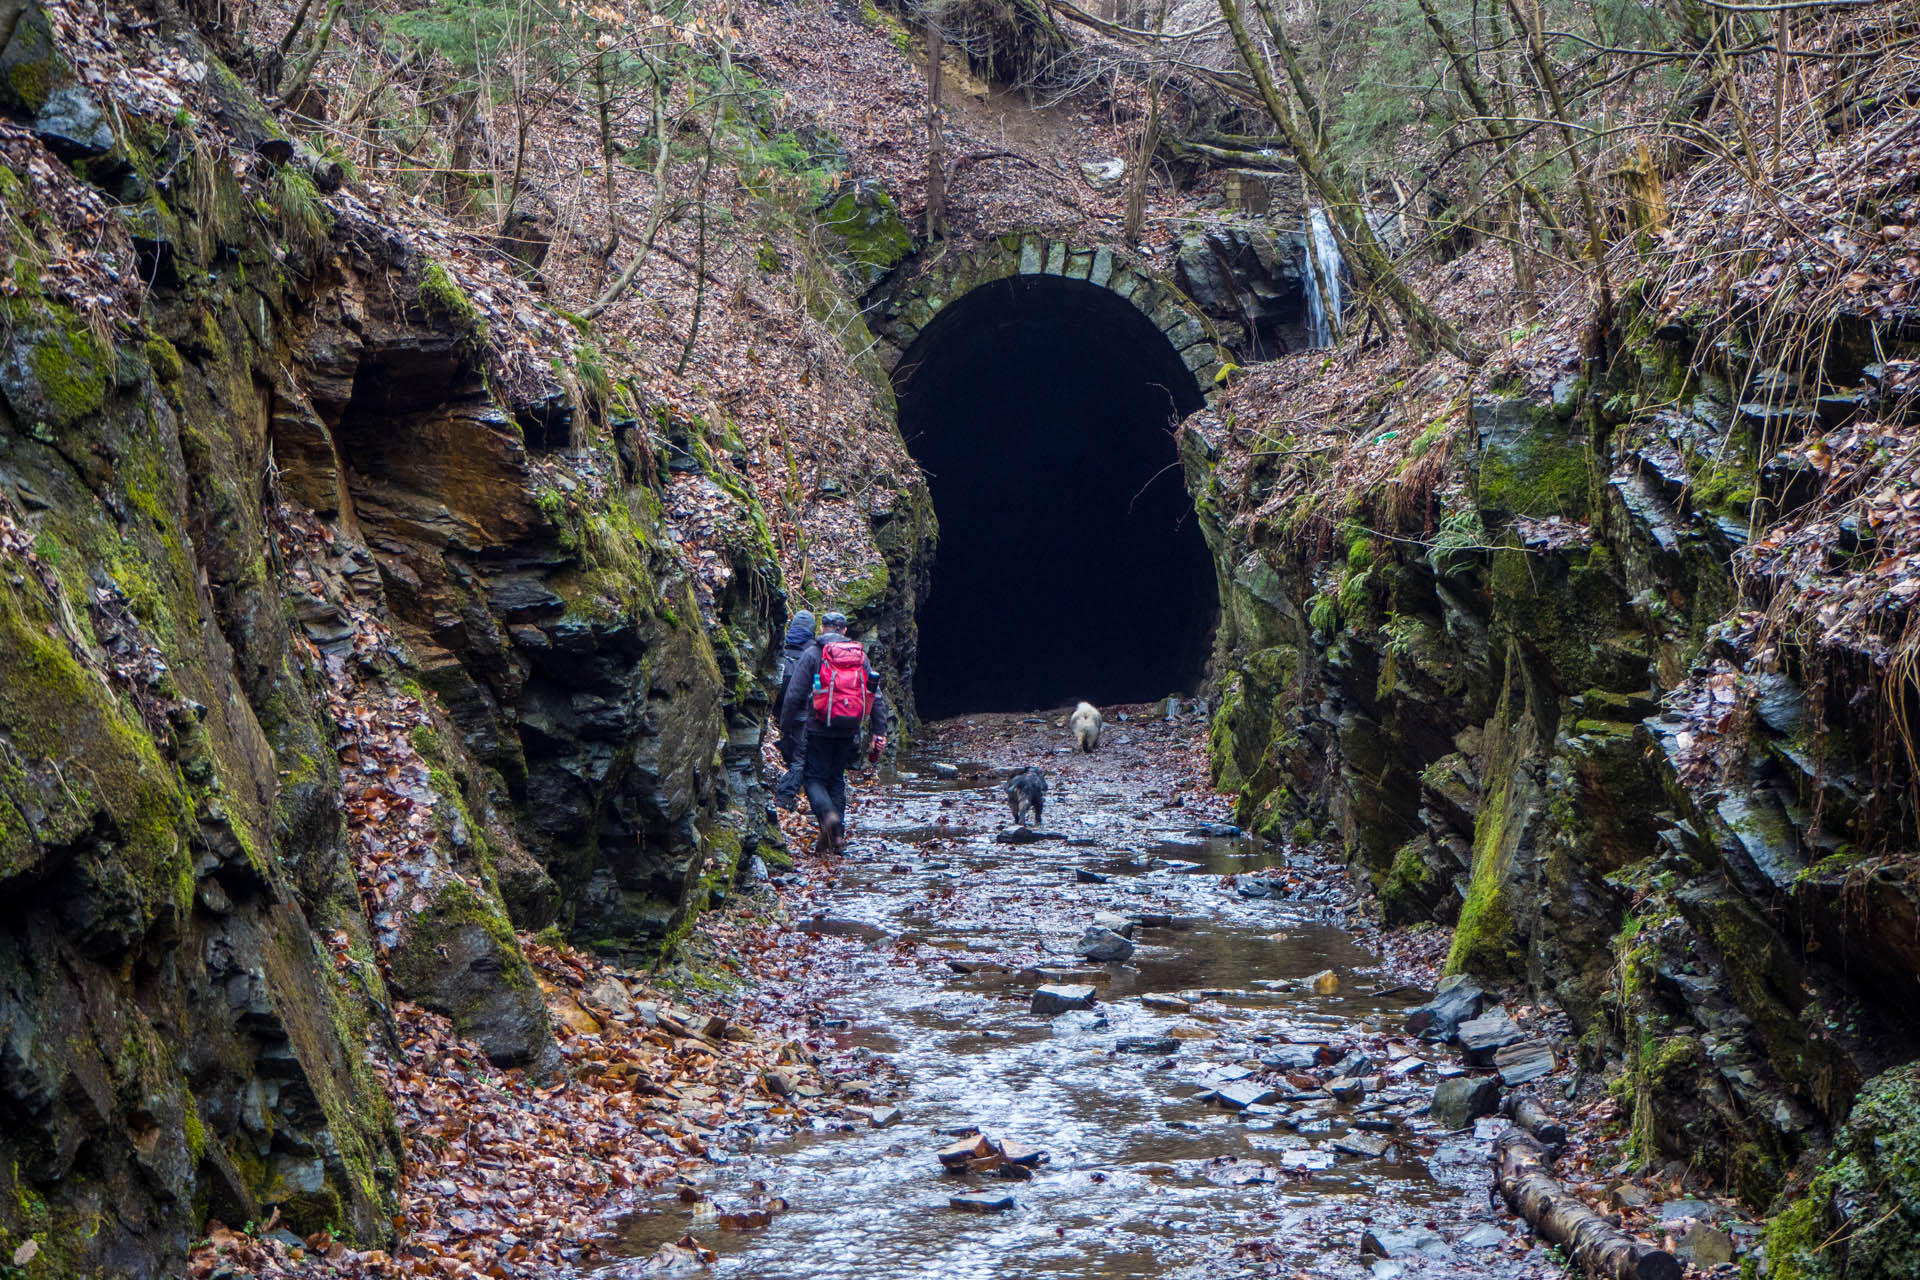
[896,274,1218,720]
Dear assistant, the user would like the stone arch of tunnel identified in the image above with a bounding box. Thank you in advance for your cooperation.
[891,270,1221,720]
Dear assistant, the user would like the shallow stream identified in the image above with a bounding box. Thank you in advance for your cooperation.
[602,712,1542,1279]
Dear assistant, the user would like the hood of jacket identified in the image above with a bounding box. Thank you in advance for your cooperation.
[782,612,816,652]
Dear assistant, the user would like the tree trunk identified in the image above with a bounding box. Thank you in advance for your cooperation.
[1494,1132,1680,1280]
[924,10,947,239]
[1214,0,1485,366]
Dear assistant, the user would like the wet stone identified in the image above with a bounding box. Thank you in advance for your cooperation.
[950,1193,1016,1213]
[1115,1036,1179,1055]
[1430,1076,1501,1130]
[1406,976,1486,1041]
[1215,1080,1282,1110]
[1140,993,1191,1013]
[1074,926,1135,963]
[1457,1011,1525,1065]
[1329,1076,1367,1102]
[1459,1224,1508,1249]
[1334,1134,1392,1159]
[1263,1045,1322,1071]
[1092,911,1136,937]
[1074,868,1110,884]
[1031,984,1097,1015]
[1362,1227,1449,1260]
[1494,1039,1555,1086]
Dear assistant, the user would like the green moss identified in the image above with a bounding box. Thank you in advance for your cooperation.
[181,1089,207,1161]
[1208,681,1247,793]
[834,560,891,614]
[1477,404,1593,519]
[26,320,111,426]
[1763,1062,1920,1280]
[1379,839,1444,923]
[816,183,914,287]
[416,259,483,341]
[1445,687,1522,977]
[0,578,194,901]
[858,0,915,50]
[143,336,184,384]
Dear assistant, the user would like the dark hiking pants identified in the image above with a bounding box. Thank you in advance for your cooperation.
[775,726,807,809]
[802,733,859,825]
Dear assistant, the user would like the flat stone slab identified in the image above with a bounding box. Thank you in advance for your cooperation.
[1031,984,1098,1015]
[1140,993,1191,1013]
[1333,1133,1393,1159]
[1457,1010,1525,1065]
[1215,1080,1283,1110]
[1262,1045,1323,1071]
[1114,1036,1179,1055]
[950,1193,1016,1213]
[1494,1039,1555,1086]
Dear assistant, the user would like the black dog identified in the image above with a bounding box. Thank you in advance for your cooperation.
[1005,766,1047,827]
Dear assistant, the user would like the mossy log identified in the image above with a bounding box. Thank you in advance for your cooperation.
[1494,1131,1680,1280]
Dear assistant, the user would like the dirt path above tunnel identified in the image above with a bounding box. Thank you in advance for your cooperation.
[603,708,1575,1279]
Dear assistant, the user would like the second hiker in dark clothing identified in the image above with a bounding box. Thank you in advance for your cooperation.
[778,611,889,854]
[772,610,816,810]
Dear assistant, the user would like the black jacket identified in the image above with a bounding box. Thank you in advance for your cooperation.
[776,614,816,717]
[779,631,889,741]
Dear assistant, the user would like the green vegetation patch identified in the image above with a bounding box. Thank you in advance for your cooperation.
[1764,1061,1920,1280]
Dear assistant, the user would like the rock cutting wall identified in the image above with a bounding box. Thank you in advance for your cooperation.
[1187,306,1920,1212]
[0,1,795,1268]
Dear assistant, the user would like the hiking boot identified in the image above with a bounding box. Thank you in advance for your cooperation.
[815,812,843,856]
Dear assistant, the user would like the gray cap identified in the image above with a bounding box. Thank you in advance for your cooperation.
[822,611,848,629]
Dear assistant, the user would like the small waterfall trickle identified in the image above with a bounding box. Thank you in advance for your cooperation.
[1303,207,1343,348]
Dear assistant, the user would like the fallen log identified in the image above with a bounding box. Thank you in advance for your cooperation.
[1494,1131,1680,1280]
[1502,1092,1569,1150]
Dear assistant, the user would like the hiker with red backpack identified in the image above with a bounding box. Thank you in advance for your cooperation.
[777,611,889,854]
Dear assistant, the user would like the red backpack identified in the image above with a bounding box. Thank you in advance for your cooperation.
[812,641,872,726]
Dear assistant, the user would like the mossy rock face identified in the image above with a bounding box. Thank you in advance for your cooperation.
[387,877,554,1069]
[1473,393,1593,521]
[0,0,73,116]
[0,312,113,431]
[817,179,915,290]
[1764,1062,1920,1280]
[1379,836,1450,924]
[0,29,415,1267]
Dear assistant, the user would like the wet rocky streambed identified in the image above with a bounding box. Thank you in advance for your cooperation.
[602,711,1589,1279]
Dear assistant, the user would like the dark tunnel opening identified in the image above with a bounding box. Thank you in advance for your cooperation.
[896,275,1219,721]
